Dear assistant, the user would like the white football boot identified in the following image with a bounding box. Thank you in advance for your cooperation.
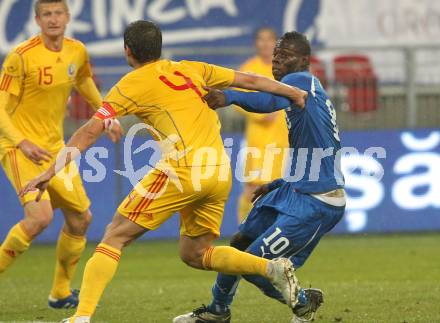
[267,258,301,309]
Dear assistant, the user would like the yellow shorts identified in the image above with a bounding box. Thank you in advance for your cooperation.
[1,148,90,213]
[117,165,232,238]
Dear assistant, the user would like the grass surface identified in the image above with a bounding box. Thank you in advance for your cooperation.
[0,234,439,323]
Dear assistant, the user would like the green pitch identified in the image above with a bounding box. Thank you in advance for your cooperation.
[0,234,439,323]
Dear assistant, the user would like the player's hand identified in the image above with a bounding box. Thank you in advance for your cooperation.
[104,118,124,143]
[203,87,227,110]
[17,139,51,165]
[288,86,308,109]
[19,171,52,202]
[251,184,270,204]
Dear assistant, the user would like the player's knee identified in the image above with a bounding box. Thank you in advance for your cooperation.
[27,214,52,236]
[101,217,141,250]
[230,232,253,251]
[65,209,92,236]
[77,210,92,234]
[101,228,132,250]
[179,248,204,269]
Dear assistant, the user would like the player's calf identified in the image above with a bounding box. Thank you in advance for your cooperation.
[179,234,217,269]
[0,222,32,273]
[0,198,52,274]
[174,260,302,323]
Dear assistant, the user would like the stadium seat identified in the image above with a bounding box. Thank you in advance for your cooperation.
[333,54,378,113]
[310,55,328,89]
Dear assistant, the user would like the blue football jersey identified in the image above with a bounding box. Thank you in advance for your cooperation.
[224,70,345,193]
[281,71,344,193]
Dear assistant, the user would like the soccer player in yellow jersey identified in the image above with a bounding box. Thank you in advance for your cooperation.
[236,27,289,222]
[20,20,307,323]
[0,0,105,309]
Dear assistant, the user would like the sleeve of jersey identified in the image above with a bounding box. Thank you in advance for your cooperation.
[0,92,24,145]
[224,89,291,113]
[203,63,235,88]
[0,52,24,97]
[94,85,132,120]
[75,77,102,110]
[77,45,93,79]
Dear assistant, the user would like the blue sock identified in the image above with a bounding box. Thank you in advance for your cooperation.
[208,273,240,313]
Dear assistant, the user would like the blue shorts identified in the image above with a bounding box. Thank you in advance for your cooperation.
[239,188,345,268]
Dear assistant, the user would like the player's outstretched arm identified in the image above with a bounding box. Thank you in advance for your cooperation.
[75,77,123,142]
[224,89,292,113]
[19,117,122,201]
[75,76,102,110]
[231,71,307,108]
[204,87,292,114]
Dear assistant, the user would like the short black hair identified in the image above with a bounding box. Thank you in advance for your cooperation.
[124,20,162,64]
[34,0,68,16]
[279,31,311,57]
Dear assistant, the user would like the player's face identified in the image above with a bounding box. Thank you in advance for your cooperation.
[272,41,307,81]
[255,30,277,60]
[36,3,70,39]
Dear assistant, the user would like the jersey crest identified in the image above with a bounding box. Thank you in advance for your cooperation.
[68,63,76,78]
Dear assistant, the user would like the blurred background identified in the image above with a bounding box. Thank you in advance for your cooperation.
[1,0,440,241]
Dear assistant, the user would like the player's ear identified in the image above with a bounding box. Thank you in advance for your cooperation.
[300,56,309,70]
[124,46,132,57]
[35,13,41,27]
[62,1,71,22]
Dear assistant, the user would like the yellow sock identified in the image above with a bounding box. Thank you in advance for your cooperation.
[203,246,269,278]
[75,243,121,317]
[0,223,32,273]
[50,231,87,299]
[238,193,253,223]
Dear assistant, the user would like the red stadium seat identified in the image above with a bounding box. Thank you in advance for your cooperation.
[310,55,328,89]
[333,54,378,113]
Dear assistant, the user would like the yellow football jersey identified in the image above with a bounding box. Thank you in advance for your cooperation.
[97,60,235,169]
[238,56,289,183]
[0,35,94,159]
[239,56,288,150]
